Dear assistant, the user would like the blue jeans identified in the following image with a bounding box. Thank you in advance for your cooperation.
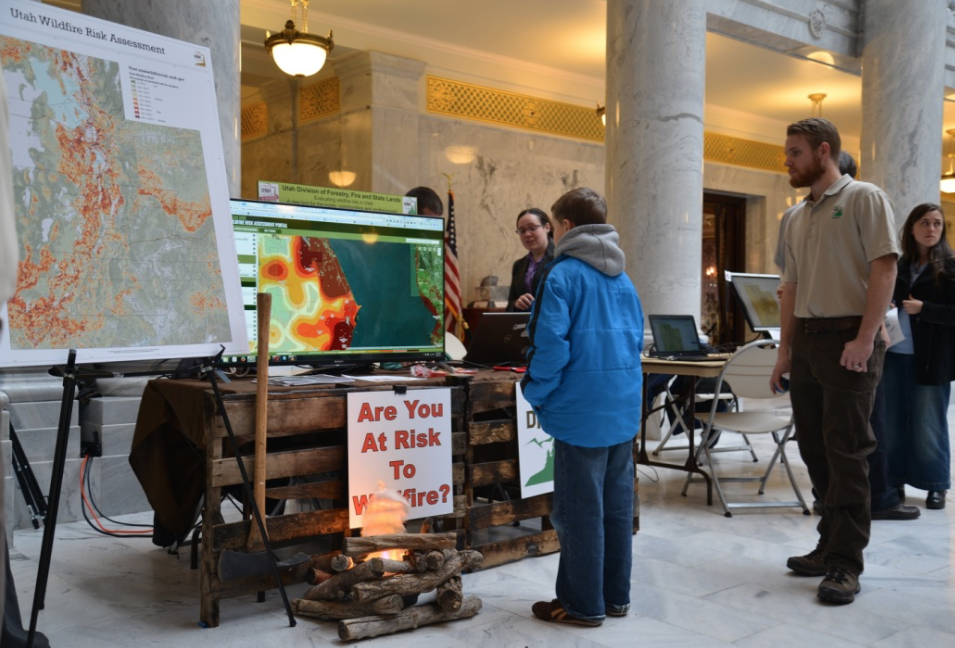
[883,352,952,492]
[550,438,634,622]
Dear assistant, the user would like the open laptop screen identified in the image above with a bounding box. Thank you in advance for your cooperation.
[648,314,705,356]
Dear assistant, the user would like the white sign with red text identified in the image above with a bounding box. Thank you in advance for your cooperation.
[347,389,453,528]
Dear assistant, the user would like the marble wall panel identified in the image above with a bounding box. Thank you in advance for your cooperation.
[11,426,81,465]
[415,116,603,305]
[95,456,150,517]
[13,457,85,531]
[82,397,143,427]
[81,422,136,458]
[9,402,78,432]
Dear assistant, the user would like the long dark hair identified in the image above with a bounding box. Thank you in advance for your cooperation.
[516,208,553,239]
[900,202,954,284]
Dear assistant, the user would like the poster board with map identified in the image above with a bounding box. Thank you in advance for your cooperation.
[0,0,247,367]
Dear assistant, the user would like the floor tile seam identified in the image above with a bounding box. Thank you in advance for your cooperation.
[731,621,877,648]
[700,586,910,645]
[631,584,783,642]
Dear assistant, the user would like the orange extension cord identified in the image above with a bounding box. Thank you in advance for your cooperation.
[79,455,153,536]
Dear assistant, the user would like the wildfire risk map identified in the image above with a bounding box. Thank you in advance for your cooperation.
[0,1,247,367]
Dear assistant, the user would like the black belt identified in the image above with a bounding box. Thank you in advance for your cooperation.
[802,316,862,332]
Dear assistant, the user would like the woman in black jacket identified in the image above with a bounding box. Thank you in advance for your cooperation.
[506,208,555,311]
[884,203,955,510]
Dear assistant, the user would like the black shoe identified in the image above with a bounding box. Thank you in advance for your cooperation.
[871,504,920,520]
[926,491,947,509]
[787,548,827,576]
[817,566,861,604]
[897,486,906,503]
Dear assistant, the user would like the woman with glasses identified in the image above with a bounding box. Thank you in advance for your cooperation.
[884,203,955,510]
[506,208,555,311]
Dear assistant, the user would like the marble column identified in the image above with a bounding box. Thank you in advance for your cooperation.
[82,0,242,198]
[860,0,947,225]
[606,0,707,323]
[333,51,427,195]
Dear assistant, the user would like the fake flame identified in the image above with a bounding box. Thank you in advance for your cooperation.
[362,481,410,563]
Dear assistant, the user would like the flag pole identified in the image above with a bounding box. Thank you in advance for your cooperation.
[441,173,463,341]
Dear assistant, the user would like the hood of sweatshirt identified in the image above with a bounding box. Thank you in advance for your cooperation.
[554,224,625,277]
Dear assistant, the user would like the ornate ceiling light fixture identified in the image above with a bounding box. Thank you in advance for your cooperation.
[265,0,334,78]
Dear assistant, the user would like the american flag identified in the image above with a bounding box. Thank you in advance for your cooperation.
[444,190,461,334]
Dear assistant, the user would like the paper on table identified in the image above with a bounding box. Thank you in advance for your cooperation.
[263,374,356,386]
[884,307,904,348]
[343,374,427,382]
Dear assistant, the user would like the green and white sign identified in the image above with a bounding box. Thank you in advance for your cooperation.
[516,383,554,497]
[258,181,416,214]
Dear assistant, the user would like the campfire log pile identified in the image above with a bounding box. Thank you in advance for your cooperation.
[292,531,484,641]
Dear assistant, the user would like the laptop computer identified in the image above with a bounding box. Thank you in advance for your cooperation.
[464,312,531,366]
[647,314,731,361]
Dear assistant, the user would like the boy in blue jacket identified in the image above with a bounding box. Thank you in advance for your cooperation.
[522,187,644,627]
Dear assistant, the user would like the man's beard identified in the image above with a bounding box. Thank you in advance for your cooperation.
[789,157,825,188]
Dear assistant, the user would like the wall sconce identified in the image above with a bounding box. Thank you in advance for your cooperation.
[265,0,334,78]
[328,170,356,187]
[596,103,606,126]
[942,129,955,194]
[445,146,477,165]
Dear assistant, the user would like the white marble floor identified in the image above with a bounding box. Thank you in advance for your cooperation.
[7,404,955,647]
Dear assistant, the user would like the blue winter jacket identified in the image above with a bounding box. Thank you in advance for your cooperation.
[520,224,644,447]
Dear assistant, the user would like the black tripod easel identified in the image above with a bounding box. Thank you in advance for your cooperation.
[26,349,77,648]
[10,423,48,530]
[25,348,294,646]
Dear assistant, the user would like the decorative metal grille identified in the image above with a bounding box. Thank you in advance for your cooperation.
[300,77,341,123]
[426,76,787,173]
[427,76,604,142]
[240,102,268,141]
[703,132,786,174]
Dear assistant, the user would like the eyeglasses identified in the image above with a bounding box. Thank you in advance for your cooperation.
[516,224,543,235]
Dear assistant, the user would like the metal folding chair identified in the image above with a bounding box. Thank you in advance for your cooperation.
[681,339,810,517]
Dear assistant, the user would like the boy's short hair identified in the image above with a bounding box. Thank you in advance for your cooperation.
[551,187,607,227]
[786,117,842,160]
[405,186,444,216]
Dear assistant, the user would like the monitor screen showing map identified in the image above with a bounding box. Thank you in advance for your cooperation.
[225,199,446,367]
[727,272,781,332]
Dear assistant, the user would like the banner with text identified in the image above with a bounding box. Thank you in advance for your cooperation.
[258,181,415,214]
[347,388,453,528]
[516,384,555,498]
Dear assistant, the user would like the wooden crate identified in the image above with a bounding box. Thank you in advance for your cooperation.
[197,382,466,628]
[460,377,559,569]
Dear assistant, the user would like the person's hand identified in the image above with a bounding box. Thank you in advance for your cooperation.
[840,337,873,373]
[770,352,791,394]
[901,294,923,315]
[775,284,784,302]
[515,292,534,311]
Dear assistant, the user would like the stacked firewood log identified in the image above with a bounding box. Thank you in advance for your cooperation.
[291,531,483,641]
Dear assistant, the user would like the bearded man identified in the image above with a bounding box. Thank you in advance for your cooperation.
[770,118,898,605]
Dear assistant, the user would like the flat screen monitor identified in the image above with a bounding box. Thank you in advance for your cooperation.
[726,271,781,332]
[225,199,446,367]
